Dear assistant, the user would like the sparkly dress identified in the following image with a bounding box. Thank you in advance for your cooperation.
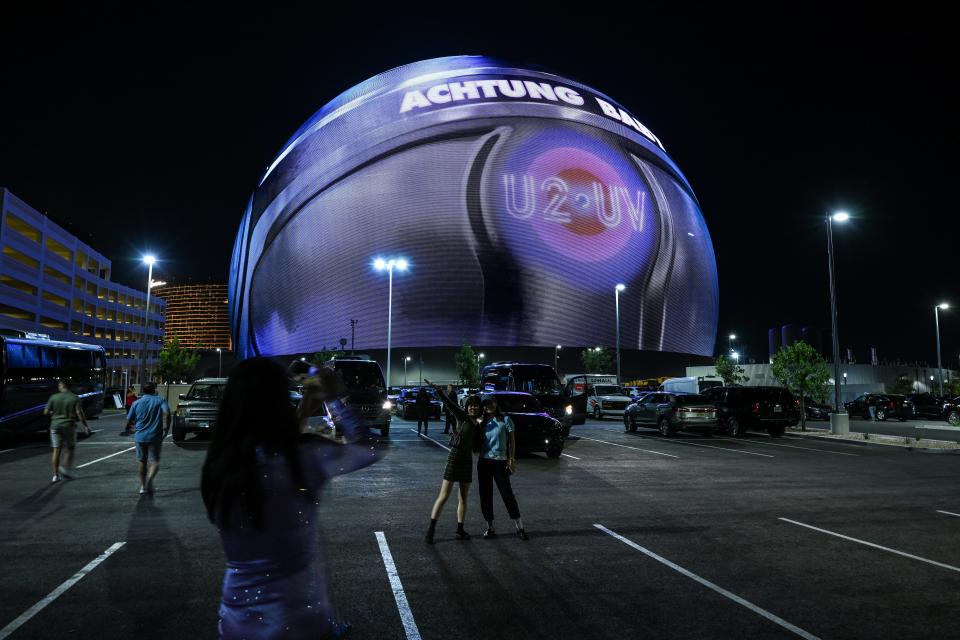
[215,400,382,639]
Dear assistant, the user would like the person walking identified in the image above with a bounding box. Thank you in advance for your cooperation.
[415,386,432,435]
[121,387,138,435]
[477,397,528,540]
[423,379,480,543]
[126,381,171,495]
[867,394,878,421]
[202,359,383,639]
[44,379,91,483]
[443,384,457,435]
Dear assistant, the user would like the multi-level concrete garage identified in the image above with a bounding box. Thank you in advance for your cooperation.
[229,57,718,381]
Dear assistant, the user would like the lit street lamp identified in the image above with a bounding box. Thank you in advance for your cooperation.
[138,255,156,385]
[404,356,411,386]
[216,348,222,377]
[554,345,562,374]
[826,211,849,433]
[935,303,949,396]
[477,352,485,379]
[731,351,740,363]
[373,257,408,387]
[615,284,625,382]
[728,333,736,355]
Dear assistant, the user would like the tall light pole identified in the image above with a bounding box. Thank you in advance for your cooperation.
[373,257,408,388]
[935,303,949,396]
[615,284,625,383]
[731,351,740,363]
[826,211,849,433]
[477,352,485,380]
[138,255,156,386]
[216,348,222,377]
[728,334,736,356]
[554,344,562,374]
[404,356,411,386]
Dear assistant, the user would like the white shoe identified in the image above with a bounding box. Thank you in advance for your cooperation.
[58,466,75,480]
[52,474,61,483]
[139,487,147,495]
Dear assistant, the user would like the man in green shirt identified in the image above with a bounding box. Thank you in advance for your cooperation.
[44,379,91,483]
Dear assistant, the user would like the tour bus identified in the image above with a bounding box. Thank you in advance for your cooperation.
[482,362,585,430]
[0,332,105,437]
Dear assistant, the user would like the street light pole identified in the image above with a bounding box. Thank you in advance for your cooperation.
[554,345,562,375]
[826,212,849,433]
[728,334,736,356]
[615,284,625,383]
[404,356,410,386]
[374,257,408,388]
[935,303,949,396]
[217,348,222,377]
[138,256,155,386]
[477,352,485,380]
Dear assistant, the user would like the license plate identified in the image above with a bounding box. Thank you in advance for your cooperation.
[199,422,209,429]
[773,405,782,413]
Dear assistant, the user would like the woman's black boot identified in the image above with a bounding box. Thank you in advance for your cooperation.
[455,523,471,540]
[425,519,437,544]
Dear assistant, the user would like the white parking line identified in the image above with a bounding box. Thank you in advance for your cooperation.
[936,510,960,518]
[0,541,125,640]
[594,524,819,640]
[629,434,774,458]
[577,435,680,459]
[715,437,859,457]
[779,518,960,573]
[375,532,422,640]
[560,453,581,460]
[0,449,13,454]
[77,447,135,468]
[408,429,451,452]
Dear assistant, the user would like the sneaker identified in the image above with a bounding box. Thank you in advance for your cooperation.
[517,528,529,541]
[52,474,61,484]
[483,528,497,539]
[58,466,75,480]
[139,487,147,495]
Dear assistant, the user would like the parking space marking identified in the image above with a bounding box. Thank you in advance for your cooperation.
[375,532,422,640]
[0,541,125,640]
[594,524,820,640]
[560,453,581,460]
[577,435,680,459]
[779,518,960,573]
[715,437,859,457]
[77,446,135,468]
[0,449,13,454]
[627,434,774,458]
[408,429,451,452]
[936,510,960,518]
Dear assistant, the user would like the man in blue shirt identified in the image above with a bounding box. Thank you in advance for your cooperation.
[126,381,171,495]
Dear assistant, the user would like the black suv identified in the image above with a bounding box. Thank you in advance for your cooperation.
[623,392,718,436]
[906,394,959,425]
[702,386,799,437]
[173,378,226,441]
[844,394,913,422]
[396,387,441,420]
[481,391,566,458]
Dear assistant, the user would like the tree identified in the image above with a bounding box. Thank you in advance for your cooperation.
[581,347,613,374]
[715,354,750,386]
[891,374,915,396]
[308,346,345,366]
[770,341,831,431]
[154,335,200,402]
[454,343,480,387]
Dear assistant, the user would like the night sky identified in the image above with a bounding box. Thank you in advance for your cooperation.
[2,4,956,365]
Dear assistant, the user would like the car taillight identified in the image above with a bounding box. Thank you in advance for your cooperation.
[888,401,895,410]
[752,402,760,415]
[794,399,800,408]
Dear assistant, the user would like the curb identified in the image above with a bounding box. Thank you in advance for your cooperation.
[788,431,960,454]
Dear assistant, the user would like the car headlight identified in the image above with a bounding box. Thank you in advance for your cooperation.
[382,401,393,410]
[565,405,573,415]
[176,407,187,417]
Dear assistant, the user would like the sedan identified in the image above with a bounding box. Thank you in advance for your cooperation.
[396,388,442,419]
[482,391,565,458]
[623,392,718,436]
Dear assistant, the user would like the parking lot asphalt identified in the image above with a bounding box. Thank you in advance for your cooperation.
[1,411,959,639]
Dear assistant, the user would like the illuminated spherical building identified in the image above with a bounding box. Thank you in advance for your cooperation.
[229,56,718,372]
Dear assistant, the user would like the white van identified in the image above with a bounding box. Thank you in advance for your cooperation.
[660,376,724,395]
[562,373,633,420]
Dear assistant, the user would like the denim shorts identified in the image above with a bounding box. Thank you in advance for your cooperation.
[50,424,77,449]
[135,440,162,463]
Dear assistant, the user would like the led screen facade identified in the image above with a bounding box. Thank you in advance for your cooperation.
[229,56,718,359]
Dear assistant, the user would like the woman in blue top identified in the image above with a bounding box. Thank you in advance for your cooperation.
[478,397,528,540]
[201,359,383,639]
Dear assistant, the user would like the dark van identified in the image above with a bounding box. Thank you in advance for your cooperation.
[702,386,799,437]
[324,355,392,436]
[481,362,583,431]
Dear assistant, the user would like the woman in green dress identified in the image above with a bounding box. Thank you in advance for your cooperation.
[423,379,481,543]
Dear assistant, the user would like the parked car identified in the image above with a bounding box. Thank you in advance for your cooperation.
[801,397,833,421]
[905,394,958,423]
[660,376,724,394]
[623,392,718,436]
[482,391,566,457]
[586,384,633,420]
[702,386,799,437]
[173,377,227,441]
[396,387,441,420]
[844,394,913,421]
[387,386,403,410]
[457,387,480,407]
